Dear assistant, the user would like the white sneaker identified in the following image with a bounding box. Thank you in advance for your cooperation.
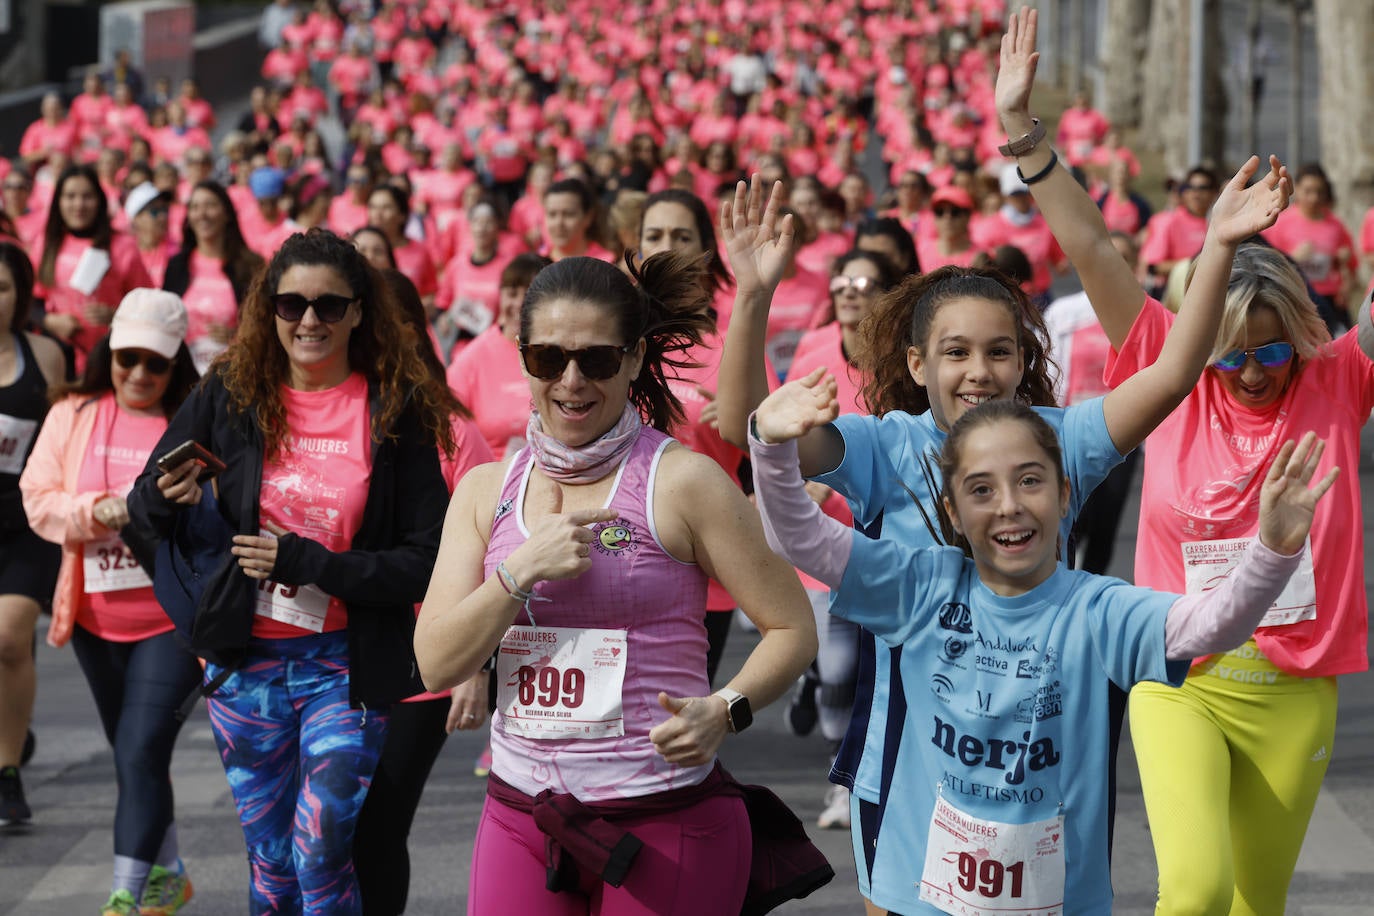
[817,783,850,830]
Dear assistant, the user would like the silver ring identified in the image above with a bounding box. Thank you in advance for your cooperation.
[465,713,477,720]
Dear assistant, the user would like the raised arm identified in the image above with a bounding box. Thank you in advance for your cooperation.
[1103,154,1290,453]
[1165,433,1337,658]
[717,177,846,474]
[996,7,1143,348]
[716,175,793,449]
[747,368,854,586]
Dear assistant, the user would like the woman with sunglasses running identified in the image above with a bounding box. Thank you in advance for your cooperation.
[127,229,457,916]
[999,9,1374,911]
[21,289,201,916]
[416,253,821,915]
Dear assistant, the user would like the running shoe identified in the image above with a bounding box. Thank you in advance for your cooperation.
[784,674,819,737]
[474,741,492,778]
[100,889,142,915]
[0,765,31,826]
[817,783,851,830]
[141,864,194,915]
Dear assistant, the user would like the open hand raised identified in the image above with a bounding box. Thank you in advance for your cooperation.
[720,174,795,298]
[1258,432,1338,556]
[755,366,840,444]
[1210,155,1291,246]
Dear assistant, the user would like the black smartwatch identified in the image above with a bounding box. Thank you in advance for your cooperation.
[713,688,753,733]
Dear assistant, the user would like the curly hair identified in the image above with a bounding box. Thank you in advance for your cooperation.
[857,266,1058,419]
[216,228,457,459]
[519,253,712,432]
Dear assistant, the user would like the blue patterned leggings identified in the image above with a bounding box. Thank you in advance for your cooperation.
[206,632,389,916]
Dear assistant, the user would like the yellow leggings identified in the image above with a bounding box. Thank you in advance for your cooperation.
[1129,641,1337,916]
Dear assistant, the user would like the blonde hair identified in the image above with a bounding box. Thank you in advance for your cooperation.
[1209,244,1331,365]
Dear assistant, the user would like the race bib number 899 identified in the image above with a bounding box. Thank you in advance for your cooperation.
[496,626,628,740]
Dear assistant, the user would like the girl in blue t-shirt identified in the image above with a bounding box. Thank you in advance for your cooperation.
[715,161,1291,912]
[748,388,1333,915]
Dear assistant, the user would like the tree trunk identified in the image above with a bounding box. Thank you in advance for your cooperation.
[1139,0,1189,172]
[1313,0,1374,266]
[1199,0,1228,165]
[1099,0,1150,128]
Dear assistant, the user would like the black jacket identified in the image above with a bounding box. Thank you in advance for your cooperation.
[127,371,447,707]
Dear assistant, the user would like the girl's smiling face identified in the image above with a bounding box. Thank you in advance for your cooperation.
[909,297,1024,431]
[944,418,1069,597]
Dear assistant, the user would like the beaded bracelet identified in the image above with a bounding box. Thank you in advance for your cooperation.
[1016,149,1059,186]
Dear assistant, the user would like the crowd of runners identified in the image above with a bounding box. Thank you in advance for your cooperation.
[0,0,1372,914]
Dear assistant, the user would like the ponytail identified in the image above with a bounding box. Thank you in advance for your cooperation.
[521,253,713,432]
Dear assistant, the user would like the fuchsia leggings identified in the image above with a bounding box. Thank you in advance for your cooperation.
[467,792,750,915]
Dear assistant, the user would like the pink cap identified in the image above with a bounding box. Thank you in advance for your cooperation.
[109,289,188,359]
[930,185,975,212]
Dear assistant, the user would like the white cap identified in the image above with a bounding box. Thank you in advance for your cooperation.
[109,289,188,359]
[1000,162,1030,197]
[123,182,168,222]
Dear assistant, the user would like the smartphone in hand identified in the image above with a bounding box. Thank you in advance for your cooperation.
[155,440,226,483]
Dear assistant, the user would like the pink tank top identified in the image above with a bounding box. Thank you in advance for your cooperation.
[485,426,713,801]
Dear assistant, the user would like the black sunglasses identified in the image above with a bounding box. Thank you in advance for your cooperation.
[519,343,634,381]
[113,350,172,374]
[1183,183,1216,192]
[272,292,356,323]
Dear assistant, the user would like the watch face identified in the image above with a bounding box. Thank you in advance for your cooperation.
[729,696,753,732]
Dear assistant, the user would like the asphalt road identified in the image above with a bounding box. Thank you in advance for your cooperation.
[3,426,1374,915]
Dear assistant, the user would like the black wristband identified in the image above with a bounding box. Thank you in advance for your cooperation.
[1017,150,1059,186]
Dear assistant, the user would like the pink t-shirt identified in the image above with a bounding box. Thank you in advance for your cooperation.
[35,233,152,367]
[393,240,438,299]
[254,373,372,639]
[1139,207,1208,272]
[137,242,172,289]
[446,327,530,458]
[972,210,1065,296]
[765,267,831,378]
[1043,291,1113,405]
[183,251,239,373]
[1360,207,1374,257]
[1056,107,1109,164]
[667,331,762,613]
[915,236,983,273]
[1105,296,1374,677]
[1260,208,1356,298]
[436,253,507,335]
[327,196,370,237]
[76,396,170,641]
[19,121,75,161]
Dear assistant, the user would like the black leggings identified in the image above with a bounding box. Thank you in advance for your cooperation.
[354,695,451,916]
[69,625,202,861]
